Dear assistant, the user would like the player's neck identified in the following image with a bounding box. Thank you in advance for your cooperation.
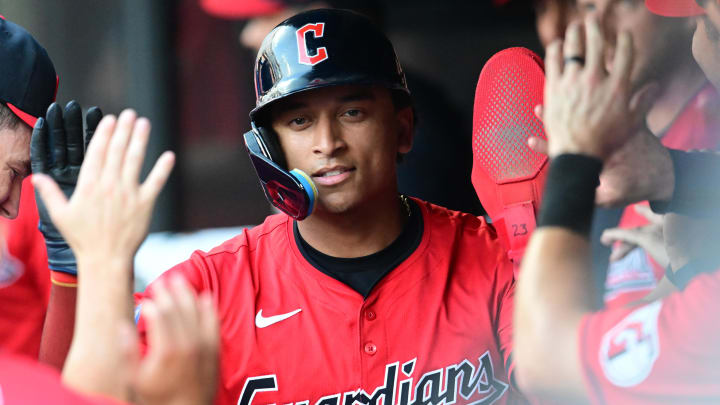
[646,59,708,135]
[295,189,408,258]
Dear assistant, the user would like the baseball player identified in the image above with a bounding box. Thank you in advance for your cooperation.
[515,8,720,404]
[140,9,520,404]
[576,0,720,309]
[0,15,101,361]
[41,8,523,405]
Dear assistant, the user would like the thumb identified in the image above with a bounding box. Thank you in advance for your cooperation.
[629,82,659,127]
[32,174,69,220]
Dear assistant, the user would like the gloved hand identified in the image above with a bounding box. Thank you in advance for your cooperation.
[31,101,103,275]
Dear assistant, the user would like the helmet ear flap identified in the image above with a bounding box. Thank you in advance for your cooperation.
[255,125,288,170]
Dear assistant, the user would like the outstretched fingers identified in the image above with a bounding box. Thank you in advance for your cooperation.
[101,109,136,185]
[64,101,85,166]
[76,114,115,193]
[121,118,151,188]
[31,118,50,174]
[85,106,104,152]
[139,151,175,205]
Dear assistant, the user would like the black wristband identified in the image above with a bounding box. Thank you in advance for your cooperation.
[537,154,603,236]
[650,149,720,217]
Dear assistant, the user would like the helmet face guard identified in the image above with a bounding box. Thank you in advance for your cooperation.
[472,47,548,275]
[244,8,410,221]
[244,127,317,220]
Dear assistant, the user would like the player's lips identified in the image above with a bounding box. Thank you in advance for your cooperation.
[311,165,355,186]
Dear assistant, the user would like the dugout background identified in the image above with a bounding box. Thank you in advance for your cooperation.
[0,0,541,232]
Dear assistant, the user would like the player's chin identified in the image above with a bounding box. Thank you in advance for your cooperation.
[316,191,361,215]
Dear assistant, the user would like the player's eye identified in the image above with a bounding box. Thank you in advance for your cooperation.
[341,108,364,121]
[288,116,309,129]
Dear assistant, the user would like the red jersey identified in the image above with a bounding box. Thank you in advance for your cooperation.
[136,200,523,405]
[0,352,125,405]
[605,83,720,307]
[579,268,720,404]
[0,177,50,357]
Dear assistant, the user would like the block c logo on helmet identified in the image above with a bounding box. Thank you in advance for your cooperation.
[296,22,328,65]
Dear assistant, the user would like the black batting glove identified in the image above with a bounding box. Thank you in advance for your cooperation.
[31,101,103,275]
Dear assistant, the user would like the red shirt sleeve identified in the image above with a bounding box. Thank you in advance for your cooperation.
[578,269,720,404]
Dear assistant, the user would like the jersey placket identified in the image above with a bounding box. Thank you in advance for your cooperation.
[358,294,388,390]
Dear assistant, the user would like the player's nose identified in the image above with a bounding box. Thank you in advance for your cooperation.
[312,118,346,156]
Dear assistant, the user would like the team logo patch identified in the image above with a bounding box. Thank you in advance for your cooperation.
[296,22,328,66]
[0,249,24,288]
[599,300,662,387]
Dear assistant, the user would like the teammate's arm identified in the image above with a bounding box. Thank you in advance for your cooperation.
[35,102,102,369]
[34,110,175,399]
[514,16,656,401]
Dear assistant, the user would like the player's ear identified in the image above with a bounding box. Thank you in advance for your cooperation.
[396,106,414,155]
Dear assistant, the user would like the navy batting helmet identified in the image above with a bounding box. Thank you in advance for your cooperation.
[250,8,409,123]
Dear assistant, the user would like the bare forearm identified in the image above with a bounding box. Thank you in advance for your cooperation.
[515,228,594,400]
[61,257,134,400]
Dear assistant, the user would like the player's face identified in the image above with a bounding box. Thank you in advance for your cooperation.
[270,85,413,215]
[0,124,31,219]
[578,0,695,88]
[693,2,720,89]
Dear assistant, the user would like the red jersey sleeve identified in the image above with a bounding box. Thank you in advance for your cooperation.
[578,269,720,404]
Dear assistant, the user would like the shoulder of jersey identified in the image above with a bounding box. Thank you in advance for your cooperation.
[415,198,492,231]
[203,213,290,257]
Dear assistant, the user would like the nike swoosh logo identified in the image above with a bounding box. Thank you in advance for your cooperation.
[255,308,302,328]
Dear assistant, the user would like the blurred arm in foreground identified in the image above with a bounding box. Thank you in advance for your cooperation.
[515,12,720,404]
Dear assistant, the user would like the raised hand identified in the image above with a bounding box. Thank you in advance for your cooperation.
[32,109,175,267]
[541,16,657,160]
[31,101,103,274]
